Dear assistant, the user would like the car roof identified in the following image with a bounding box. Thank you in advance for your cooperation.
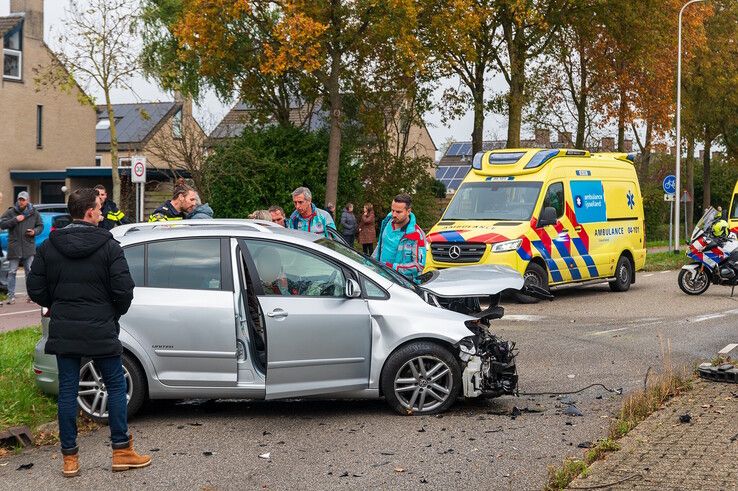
[113,219,322,246]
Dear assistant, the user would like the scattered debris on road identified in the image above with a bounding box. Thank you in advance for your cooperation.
[679,413,691,423]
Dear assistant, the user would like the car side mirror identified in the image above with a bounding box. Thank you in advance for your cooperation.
[345,278,362,298]
[538,207,558,227]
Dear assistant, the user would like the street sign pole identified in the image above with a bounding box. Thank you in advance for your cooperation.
[669,201,673,252]
[131,156,147,222]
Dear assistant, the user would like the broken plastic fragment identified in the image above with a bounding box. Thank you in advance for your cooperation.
[259,452,271,459]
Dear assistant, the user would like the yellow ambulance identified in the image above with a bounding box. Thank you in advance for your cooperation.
[426,148,646,298]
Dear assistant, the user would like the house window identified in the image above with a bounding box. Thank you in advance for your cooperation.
[172,108,183,139]
[3,27,22,80]
[36,105,43,148]
[96,119,111,130]
[95,156,102,167]
[119,158,132,166]
[40,181,66,204]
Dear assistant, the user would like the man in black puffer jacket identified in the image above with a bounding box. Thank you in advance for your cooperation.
[28,188,151,477]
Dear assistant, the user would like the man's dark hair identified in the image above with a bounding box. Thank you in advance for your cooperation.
[68,188,99,219]
[93,184,106,194]
[173,185,193,200]
[393,193,412,209]
[268,205,285,214]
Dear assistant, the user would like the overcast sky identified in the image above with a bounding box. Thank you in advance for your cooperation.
[1,0,518,157]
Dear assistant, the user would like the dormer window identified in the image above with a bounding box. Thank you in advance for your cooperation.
[3,25,22,81]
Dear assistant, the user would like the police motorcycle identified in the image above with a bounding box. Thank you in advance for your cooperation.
[678,207,738,296]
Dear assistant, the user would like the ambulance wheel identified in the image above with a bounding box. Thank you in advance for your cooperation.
[515,263,549,304]
[609,255,633,292]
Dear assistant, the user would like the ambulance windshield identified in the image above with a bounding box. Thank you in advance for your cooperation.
[443,181,543,221]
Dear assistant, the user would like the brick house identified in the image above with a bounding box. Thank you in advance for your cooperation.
[0,0,96,208]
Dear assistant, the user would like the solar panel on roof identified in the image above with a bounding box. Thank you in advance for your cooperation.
[435,167,449,179]
[459,143,472,156]
[447,178,463,190]
[446,143,463,156]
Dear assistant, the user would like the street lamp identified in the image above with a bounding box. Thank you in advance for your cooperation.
[674,0,705,252]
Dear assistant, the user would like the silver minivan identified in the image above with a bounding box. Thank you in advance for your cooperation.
[34,220,538,419]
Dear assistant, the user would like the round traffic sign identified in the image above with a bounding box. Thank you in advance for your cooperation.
[133,161,145,177]
[662,175,676,194]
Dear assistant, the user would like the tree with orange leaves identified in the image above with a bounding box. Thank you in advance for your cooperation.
[142,0,425,208]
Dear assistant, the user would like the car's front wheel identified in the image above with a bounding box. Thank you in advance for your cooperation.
[77,352,146,423]
[381,342,461,415]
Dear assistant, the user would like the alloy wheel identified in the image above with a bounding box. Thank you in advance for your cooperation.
[393,355,453,413]
[77,361,132,419]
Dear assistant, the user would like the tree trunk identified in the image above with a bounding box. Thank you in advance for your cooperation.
[324,49,342,209]
[575,40,587,149]
[506,49,526,148]
[616,88,627,152]
[686,137,695,230]
[703,131,712,211]
[105,90,122,207]
[471,62,485,155]
[642,121,653,177]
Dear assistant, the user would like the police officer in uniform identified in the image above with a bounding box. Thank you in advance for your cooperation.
[94,185,128,230]
[148,185,198,222]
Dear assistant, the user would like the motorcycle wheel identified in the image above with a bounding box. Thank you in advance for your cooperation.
[678,267,710,295]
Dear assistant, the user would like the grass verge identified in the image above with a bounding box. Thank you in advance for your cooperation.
[544,341,692,490]
[643,251,689,272]
[0,326,57,435]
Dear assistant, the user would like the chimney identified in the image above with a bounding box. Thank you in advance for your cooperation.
[601,137,615,152]
[173,91,193,120]
[10,0,44,41]
[558,131,573,146]
[623,139,633,153]
[534,128,551,147]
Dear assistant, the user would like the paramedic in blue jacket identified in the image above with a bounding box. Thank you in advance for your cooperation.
[288,187,336,237]
[373,194,426,283]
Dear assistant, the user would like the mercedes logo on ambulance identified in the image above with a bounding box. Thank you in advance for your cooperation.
[449,245,461,259]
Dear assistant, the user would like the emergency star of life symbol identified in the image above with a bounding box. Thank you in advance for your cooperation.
[627,191,635,209]
[449,245,461,259]
[575,196,583,208]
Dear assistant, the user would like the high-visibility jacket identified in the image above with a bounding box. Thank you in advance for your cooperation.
[99,199,128,230]
[148,201,186,222]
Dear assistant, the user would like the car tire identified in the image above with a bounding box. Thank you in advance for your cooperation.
[609,255,633,292]
[381,341,461,416]
[77,352,147,423]
[514,262,549,304]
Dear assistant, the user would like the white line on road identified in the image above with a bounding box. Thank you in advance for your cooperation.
[591,327,629,335]
[660,270,672,274]
[503,314,547,322]
[691,313,726,323]
[642,273,654,278]
[0,309,39,317]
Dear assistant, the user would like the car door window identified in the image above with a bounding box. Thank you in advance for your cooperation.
[543,182,564,219]
[246,241,345,297]
[147,238,222,290]
[123,244,144,286]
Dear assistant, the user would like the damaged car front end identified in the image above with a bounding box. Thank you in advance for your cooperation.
[418,265,552,401]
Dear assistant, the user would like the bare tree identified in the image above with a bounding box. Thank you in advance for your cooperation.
[38,0,141,205]
[146,109,210,200]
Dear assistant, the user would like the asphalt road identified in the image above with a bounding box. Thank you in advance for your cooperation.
[0,273,40,333]
[2,270,737,490]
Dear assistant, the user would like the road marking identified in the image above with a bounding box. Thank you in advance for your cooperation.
[642,273,654,278]
[691,313,726,323]
[503,314,547,322]
[591,327,629,335]
[0,309,39,317]
[660,270,672,274]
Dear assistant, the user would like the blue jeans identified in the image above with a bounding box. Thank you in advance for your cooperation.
[56,355,129,454]
[7,256,33,298]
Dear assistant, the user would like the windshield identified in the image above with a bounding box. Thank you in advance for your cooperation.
[443,181,543,221]
[695,207,718,233]
[316,238,417,290]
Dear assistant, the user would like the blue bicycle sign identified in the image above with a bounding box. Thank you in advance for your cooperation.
[662,175,676,194]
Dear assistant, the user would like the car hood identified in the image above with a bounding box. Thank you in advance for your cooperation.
[427,220,530,245]
[420,264,524,298]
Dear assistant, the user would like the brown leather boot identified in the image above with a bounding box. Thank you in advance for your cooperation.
[62,453,80,477]
[111,436,151,472]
